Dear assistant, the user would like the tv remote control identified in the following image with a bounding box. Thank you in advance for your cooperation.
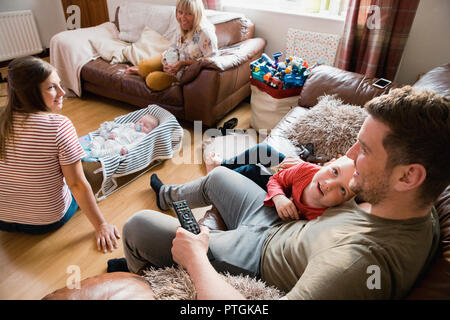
[172,200,200,235]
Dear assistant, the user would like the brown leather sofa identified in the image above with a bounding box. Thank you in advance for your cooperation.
[43,63,450,300]
[80,7,266,127]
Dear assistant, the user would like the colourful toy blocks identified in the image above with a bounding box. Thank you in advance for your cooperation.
[250,52,310,90]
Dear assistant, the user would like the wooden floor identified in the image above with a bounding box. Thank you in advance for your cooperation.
[0,70,252,299]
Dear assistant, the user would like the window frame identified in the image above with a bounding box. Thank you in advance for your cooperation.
[221,0,348,21]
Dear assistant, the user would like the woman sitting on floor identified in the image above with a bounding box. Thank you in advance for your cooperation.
[0,56,120,253]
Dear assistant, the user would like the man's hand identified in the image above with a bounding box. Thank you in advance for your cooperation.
[272,195,299,220]
[172,226,210,271]
[172,226,246,300]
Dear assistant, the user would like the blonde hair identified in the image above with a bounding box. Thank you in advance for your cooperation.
[176,0,206,37]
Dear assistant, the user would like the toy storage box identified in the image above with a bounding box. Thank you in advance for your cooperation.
[250,78,302,133]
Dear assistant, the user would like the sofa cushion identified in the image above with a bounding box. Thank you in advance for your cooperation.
[413,64,450,98]
[81,58,124,92]
[214,18,254,48]
[81,58,183,107]
[89,38,128,64]
[298,65,403,108]
[121,26,171,66]
[117,3,178,43]
[407,185,450,299]
[285,95,368,161]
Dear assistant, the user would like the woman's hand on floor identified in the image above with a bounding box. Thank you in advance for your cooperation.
[95,222,121,253]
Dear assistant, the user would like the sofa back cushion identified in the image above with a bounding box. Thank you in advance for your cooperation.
[284,95,368,161]
[407,185,450,299]
[114,5,254,49]
[114,4,178,43]
[412,63,450,98]
[213,17,254,48]
[298,65,403,108]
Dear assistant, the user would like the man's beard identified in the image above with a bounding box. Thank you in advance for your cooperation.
[350,173,391,205]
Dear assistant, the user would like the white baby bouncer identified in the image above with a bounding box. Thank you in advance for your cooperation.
[80,104,183,201]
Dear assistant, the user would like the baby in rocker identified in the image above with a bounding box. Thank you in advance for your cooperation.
[86,114,159,158]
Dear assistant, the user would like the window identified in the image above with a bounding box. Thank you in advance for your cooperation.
[222,0,349,19]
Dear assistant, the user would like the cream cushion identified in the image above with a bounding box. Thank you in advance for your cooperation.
[285,95,368,161]
[90,26,171,66]
[89,38,128,64]
[122,26,171,66]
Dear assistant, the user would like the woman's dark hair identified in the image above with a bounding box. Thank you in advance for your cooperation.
[0,56,55,160]
[365,86,450,207]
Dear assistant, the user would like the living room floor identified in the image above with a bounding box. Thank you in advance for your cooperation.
[0,72,252,299]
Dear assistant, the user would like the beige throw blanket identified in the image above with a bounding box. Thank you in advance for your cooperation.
[50,22,119,97]
[89,26,171,67]
[50,22,170,97]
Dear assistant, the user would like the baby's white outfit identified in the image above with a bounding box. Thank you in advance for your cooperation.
[87,121,147,158]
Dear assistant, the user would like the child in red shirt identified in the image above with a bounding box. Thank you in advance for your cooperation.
[264,157,355,221]
[206,143,355,221]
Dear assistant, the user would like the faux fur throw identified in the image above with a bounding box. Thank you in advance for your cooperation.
[285,95,368,161]
[142,266,284,300]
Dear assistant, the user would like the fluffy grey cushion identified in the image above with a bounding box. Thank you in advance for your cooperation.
[285,95,368,160]
[142,266,284,300]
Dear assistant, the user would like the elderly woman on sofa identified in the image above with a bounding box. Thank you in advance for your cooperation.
[125,0,218,91]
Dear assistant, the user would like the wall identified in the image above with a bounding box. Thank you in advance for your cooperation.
[2,0,447,80]
[0,0,345,58]
[222,5,345,57]
[0,0,67,48]
[395,0,450,84]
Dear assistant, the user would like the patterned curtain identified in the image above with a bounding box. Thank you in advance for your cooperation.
[202,0,223,10]
[335,0,419,80]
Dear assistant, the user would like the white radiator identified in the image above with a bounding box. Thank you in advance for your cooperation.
[0,10,43,62]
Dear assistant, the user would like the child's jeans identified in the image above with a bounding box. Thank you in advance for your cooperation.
[221,142,286,191]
